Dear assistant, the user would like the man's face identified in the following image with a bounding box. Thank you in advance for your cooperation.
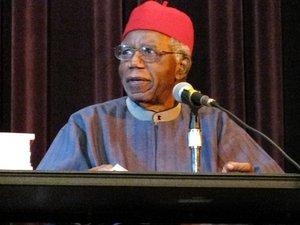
[118,30,180,109]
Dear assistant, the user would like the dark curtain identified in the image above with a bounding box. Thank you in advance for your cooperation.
[1,0,299,172]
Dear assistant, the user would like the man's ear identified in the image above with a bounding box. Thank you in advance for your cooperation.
[175,56,192,80]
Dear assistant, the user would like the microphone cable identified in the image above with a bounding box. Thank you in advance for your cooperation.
[210,101,300,172]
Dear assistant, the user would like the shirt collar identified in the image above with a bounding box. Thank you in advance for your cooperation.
[126,97,181,123]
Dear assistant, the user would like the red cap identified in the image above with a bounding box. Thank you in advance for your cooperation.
[123,1,194,53]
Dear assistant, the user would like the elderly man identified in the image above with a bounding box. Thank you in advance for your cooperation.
[37,1,283,173]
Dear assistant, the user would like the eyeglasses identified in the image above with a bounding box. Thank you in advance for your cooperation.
[114,44,184,63]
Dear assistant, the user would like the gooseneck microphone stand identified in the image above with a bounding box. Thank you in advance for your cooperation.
[179,88,203,173]
[189,107,202,173]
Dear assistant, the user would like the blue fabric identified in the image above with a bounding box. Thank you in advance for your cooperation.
[37,97,283,173]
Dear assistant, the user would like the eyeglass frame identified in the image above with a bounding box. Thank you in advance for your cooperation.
[114,44,185,63]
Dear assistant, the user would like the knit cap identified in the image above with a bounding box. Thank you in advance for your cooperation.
[123,0,194,53]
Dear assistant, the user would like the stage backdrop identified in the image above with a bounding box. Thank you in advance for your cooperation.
[1,0,300,172]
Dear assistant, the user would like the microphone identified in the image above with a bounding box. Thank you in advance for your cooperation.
[172,82,300,172]
[172,82,217,107]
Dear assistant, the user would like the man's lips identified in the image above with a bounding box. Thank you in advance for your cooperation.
[125,76,151,93]
[126,77,150,83]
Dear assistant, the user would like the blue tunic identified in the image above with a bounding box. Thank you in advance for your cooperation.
[37,97,283,173]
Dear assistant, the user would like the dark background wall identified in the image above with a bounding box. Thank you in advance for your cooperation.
[282,0,300,172]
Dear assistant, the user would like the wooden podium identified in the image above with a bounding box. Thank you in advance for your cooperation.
[0,170,299,223]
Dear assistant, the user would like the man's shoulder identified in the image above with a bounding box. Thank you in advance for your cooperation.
[87,97,127,111]
[70,97,128,119]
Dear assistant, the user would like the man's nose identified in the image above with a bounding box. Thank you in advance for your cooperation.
[129,50,144,66]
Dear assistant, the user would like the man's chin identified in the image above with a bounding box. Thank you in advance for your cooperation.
[128,93,152,104]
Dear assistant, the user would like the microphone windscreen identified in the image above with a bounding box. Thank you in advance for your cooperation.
[172,82,193,102]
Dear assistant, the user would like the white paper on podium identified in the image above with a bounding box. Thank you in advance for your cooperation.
[0,132,35,170]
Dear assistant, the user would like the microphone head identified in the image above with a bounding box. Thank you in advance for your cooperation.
[172,82,193,102]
